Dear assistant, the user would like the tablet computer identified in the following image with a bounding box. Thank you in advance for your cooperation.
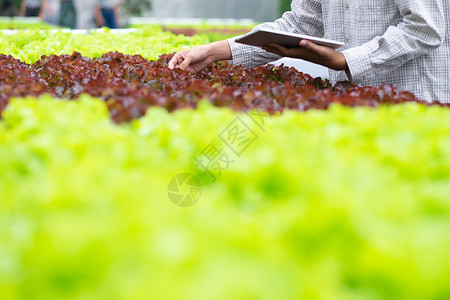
[235,28,345,50]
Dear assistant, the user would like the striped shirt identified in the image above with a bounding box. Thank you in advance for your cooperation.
[228,0,449,102]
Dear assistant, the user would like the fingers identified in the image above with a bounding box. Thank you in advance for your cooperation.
[168,58,176,69]
[186,66,197,74]
[262,40,331,60]
[299,40,322,54]
[168,53,198,74]
[263,43,305,58]
[168,46,211,73]
[168,52,185,69]
[168,50,197,73]
[168,54,178,69]
[299,39,308,48]
[268,43,286,52]
[262,43,286,56]
[262,39,345,70]
[179,55,193,71]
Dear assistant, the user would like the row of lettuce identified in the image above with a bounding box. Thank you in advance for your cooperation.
[0,25,209,63]
[0,19,250,44]
[0,27,449,300]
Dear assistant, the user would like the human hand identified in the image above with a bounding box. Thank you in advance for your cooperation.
[262,40,348,71]
[169,41,232,74]
[168,45,214,74]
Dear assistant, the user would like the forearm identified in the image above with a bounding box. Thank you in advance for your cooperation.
[227,38,280,69]
[94,4,103,26]
[39,0,47,19]
[20,1,26,16]
[168,40,232,73]
[208,40,232,62]
[114,3,120,24]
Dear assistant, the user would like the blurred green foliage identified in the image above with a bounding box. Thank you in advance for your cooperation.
[0,19,60,29]
[13,0,22,10]
[0,26,209,63]
[122,0,151,16]
[131,23,254,42]
[0,0,21,15]
[0,95,449,299]
[279,0,292,15]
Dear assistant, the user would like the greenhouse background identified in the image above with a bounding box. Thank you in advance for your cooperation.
[141,0,327,77]
[146,0,280,22]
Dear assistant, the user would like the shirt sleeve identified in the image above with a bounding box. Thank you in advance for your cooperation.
[342,0,446,83]
[227,0,324,68]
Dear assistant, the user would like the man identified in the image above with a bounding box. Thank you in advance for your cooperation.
[59,0,76,29]
[169,0,449,103]
[42,0,59,25]
[94,0,120,29]
[1,0,16,16]
[20,0,46,18]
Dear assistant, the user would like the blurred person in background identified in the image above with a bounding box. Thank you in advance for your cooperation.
[42,0,59,24]
[59,0,76,28]
[75,0,96,29]
[94,0,120,28]
[1,0,16,16]
[20,0,45,18]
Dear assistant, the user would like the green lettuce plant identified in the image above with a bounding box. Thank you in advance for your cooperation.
[0,26,208,63]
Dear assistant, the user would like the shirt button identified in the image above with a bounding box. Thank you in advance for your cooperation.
[345,36,349,42]
[345,4,349,9]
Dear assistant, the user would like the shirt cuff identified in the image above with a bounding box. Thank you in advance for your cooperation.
[341,40,378,84]
[227,37,245,66]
